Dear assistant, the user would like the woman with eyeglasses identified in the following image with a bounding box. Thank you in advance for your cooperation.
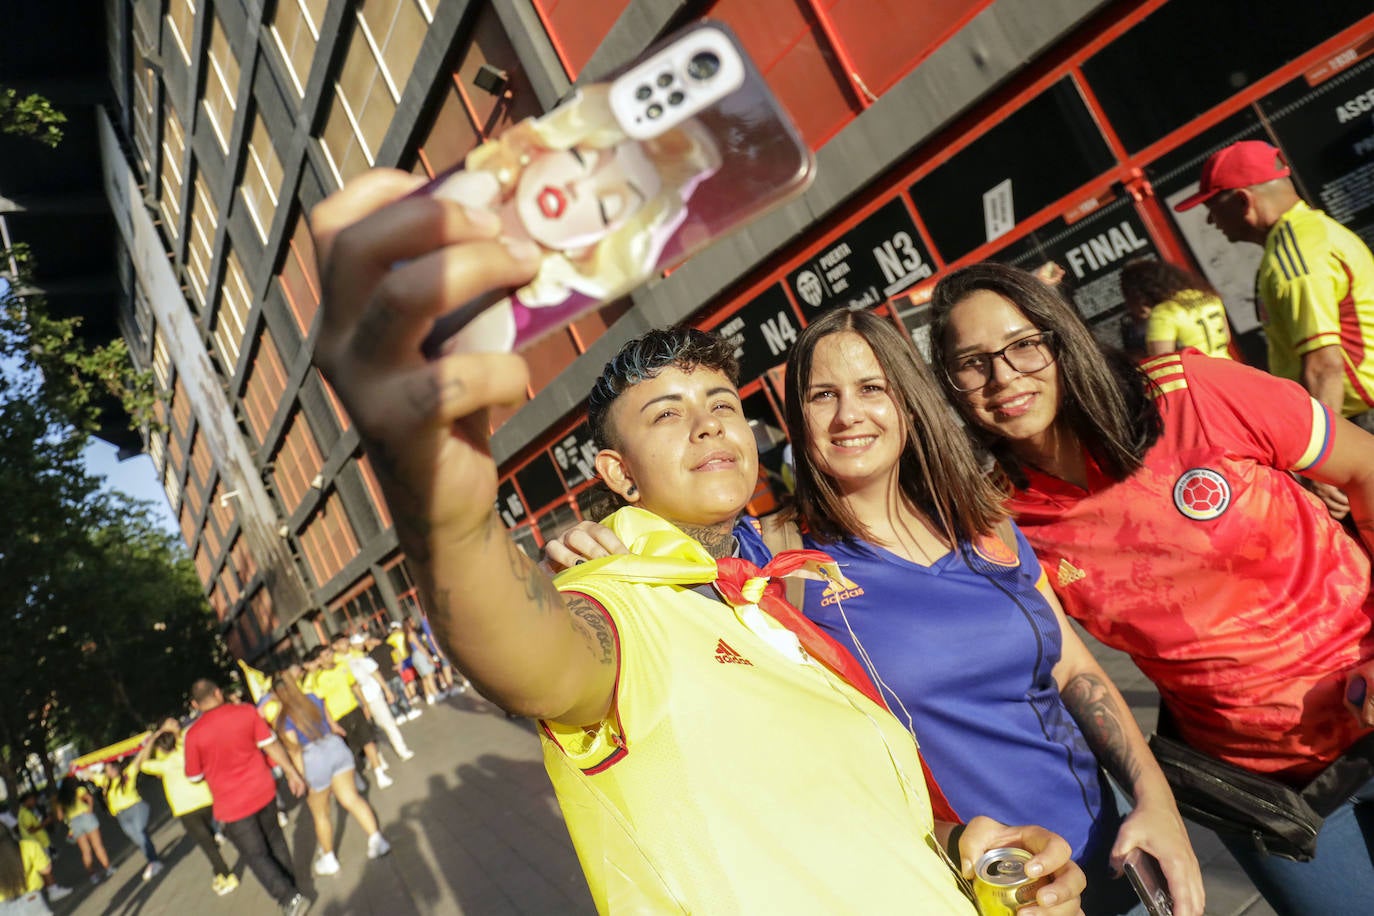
[547,307,1205,914]
[930,261,1374,914]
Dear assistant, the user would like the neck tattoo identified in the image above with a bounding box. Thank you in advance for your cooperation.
[680,523,738,560]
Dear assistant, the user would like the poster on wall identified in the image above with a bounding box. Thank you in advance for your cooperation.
[495,480,526,529]
[712,284,803,383]
[1262,52,1374,247]
[785,198,935,315]
[999,197,1160,351]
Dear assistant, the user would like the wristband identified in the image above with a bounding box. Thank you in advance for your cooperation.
[944,823,967,863]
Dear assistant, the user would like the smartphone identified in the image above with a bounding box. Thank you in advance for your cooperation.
[417,20,815,357]
[1123,849,1174,916]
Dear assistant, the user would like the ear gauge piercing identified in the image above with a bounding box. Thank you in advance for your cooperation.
[626,485,638,497]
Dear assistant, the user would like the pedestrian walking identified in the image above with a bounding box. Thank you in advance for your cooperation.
[183,679,311,916]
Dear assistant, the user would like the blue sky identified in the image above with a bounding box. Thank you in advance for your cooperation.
[1,275,179,537]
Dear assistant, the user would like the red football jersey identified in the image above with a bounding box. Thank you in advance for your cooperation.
[1010,351,1374,782]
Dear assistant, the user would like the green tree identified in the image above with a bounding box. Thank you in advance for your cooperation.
[0,102,222,804]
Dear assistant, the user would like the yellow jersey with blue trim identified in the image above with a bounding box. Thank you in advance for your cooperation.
[1258,200,1374,415]
[541,508,975,915]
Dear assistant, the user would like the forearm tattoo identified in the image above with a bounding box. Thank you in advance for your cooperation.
[1060,671,1143,787]
[568,595,615,666]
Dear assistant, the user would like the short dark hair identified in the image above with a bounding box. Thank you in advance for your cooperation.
[330,632,350,647]
[929,262,1162,485]
[190,679,220,703]
[586,327,739,450]
[304,646,327,663]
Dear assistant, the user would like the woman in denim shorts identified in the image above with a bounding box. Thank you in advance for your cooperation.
[272,674,390,877]
[55,779,113,885]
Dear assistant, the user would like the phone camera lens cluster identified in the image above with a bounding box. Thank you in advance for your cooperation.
[646,103,664,120]
[686,51,720,81]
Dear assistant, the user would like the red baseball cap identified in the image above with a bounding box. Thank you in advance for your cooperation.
[1173,141,1291,212]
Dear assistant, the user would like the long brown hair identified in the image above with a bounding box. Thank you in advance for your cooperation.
[928,262,1162,485]
[0,829,25,900]
[784,308,1007,544]
[271,674,327,743]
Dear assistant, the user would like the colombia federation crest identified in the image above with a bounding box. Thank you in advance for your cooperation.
[1173,467,1232,520]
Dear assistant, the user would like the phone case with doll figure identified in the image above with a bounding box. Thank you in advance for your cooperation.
[418,20,815,357]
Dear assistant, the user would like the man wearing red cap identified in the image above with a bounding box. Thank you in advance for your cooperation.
[1177,140,1374,426]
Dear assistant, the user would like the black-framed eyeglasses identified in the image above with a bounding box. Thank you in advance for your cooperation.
[945,331,1056,392]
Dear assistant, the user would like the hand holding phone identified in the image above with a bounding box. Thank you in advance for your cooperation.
[416,21,814,358]
[1123,848,1174,916]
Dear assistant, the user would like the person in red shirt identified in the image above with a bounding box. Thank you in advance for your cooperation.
[929,261,1374,914]
[184,679,310,916]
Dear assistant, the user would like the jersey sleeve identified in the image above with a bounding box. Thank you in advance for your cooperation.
[252,708,277,747]
[1179,352,1334,472]
[540,590,628,773]
[140,756,166,777]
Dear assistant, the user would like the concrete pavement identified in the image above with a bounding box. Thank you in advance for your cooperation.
[50,644,1277,915]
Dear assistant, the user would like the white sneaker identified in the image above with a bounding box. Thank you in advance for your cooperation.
[424,695,435,705]
[456,681,470,694]
[214,831,226,846]
[397,749,415,761]
[366,833,391,859]
[313,851,340,876]
[143,861,164,881]
[47,885,73,901]
[277,809,289,828]
[376,769,394,789]
[406,709,422,721]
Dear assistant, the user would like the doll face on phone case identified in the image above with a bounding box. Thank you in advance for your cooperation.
[514,140,664,252]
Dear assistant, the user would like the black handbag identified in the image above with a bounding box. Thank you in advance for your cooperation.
[1149,706,1374,862]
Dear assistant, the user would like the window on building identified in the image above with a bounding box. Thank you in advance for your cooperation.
[151,328,172,389]
[249,587,280,638]
[299,490,360,587]
[186,173,219,307]
[213,247,253,373]
[202,15,241,151]
[158,111,186,239]
[319,0,433,185]
[178,501,196,549]
[242,329,288,444]
[271,0,328,97]
[273,408,324,512]
[132,63,159,178]
[277,213,321,333]
[170,378,192,440]
[386,557,424,619]
[146,428,166,475]
[331,576,389,634]
[193,543,212,582]
[241,113,284,241]
[164,461,183,514]
[357,454,392,529]
[166,0,197,64]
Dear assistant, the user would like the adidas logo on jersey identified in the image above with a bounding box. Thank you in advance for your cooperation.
[1057,558,1086,587]
[714,639,753,666]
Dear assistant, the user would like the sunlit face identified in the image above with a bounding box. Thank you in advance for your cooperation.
[802,332,906,498]
[602,366,758,530]
[515,141,664,252]
[1203,190,1251,243]
[943,290,1063,447]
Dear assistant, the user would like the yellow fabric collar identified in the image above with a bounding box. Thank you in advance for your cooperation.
[553,507,720,590]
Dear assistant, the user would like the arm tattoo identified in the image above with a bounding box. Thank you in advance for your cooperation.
[568,595,616,666]
[499,515,564,615]
[1060,671,1143,787]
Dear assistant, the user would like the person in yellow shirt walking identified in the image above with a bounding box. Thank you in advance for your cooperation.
[0,828,72,915]
[302,645,392,788]
[83,758,162,881]
[132,718,240,897]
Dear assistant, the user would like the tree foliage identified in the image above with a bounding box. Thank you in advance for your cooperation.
[0,89,66,148]
[0,113,224,804]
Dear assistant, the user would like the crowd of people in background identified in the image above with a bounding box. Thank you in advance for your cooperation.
[0,611,462,915]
